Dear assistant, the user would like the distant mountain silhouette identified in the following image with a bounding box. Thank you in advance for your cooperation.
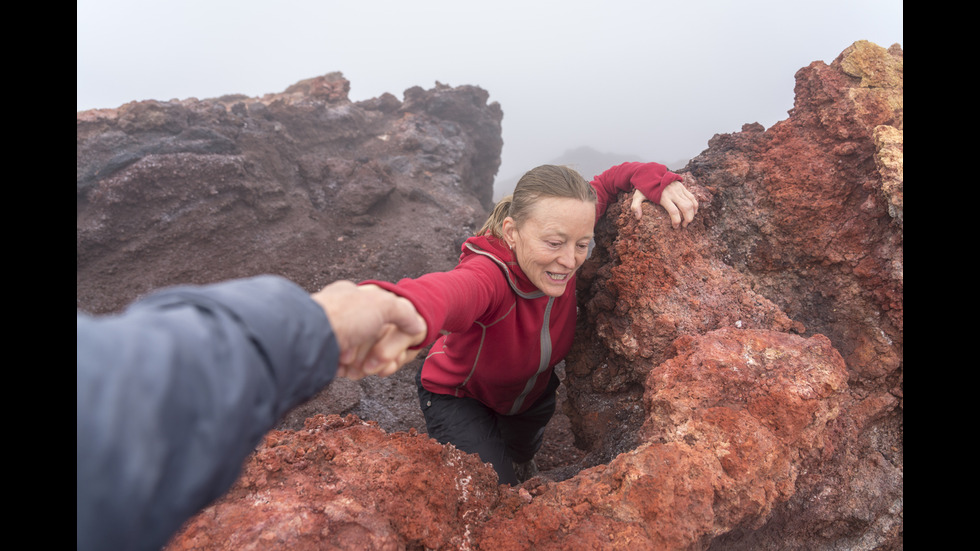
[493,146,689,201]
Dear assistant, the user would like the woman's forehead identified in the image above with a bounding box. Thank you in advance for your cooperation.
[524,197,595,236]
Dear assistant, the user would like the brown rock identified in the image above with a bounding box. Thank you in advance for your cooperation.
[76,72,502,317]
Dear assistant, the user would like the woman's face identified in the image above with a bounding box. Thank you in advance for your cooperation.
[503,196,596,297]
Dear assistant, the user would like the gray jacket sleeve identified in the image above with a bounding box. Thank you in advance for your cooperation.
[76,275,339,551]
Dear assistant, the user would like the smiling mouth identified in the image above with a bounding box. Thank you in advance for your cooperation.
[546,271,569,281]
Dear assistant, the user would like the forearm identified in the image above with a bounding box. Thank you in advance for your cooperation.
[76,275,338,551]
[590,161,683,217]
[362,263,500,348]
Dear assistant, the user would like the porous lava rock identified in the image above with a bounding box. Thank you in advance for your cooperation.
[564,39,902,549]
[167,329,850,550]
[166,415,502,551]
[474,328,850,550]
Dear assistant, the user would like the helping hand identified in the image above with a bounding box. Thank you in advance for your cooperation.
[311,281,427,379]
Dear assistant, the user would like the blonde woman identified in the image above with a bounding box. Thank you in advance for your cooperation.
[364,162,698,484]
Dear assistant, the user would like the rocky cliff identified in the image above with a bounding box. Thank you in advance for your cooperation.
[563,40,903,549]
[77,73,501,314]
[77,40,902,550]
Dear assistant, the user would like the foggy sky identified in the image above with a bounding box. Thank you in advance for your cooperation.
[77,0,903,187]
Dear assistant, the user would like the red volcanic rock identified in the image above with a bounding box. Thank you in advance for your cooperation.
[166,415,502,550]
[472,329,849,551]
[565,39,902,549]
[166,330,848,551]
[564,183,808,465]
[688,44,903,549]
[688,41,903,382]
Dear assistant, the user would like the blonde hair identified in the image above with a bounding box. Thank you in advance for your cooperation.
[479,165,597,239]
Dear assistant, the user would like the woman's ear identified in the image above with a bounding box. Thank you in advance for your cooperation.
[501,217,517,249]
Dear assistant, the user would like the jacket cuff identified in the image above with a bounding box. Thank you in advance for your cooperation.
[631,164,683,205]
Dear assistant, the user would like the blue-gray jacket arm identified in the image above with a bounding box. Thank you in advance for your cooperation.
[76,275,339,551]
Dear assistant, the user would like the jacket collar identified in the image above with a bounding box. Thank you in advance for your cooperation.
[461,234,545,298]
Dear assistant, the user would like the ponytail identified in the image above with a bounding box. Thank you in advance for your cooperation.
[478,195,513,239]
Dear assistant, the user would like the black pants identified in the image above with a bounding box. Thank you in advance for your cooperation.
[416,369,560,485]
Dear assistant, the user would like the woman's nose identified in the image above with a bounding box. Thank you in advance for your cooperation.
[557,245,576,268]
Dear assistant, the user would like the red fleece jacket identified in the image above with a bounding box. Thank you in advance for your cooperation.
[365,162,680,415]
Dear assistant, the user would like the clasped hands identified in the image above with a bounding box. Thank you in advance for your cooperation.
[312,281,427,380]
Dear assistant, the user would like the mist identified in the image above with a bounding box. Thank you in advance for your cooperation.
[77,0,903,193]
